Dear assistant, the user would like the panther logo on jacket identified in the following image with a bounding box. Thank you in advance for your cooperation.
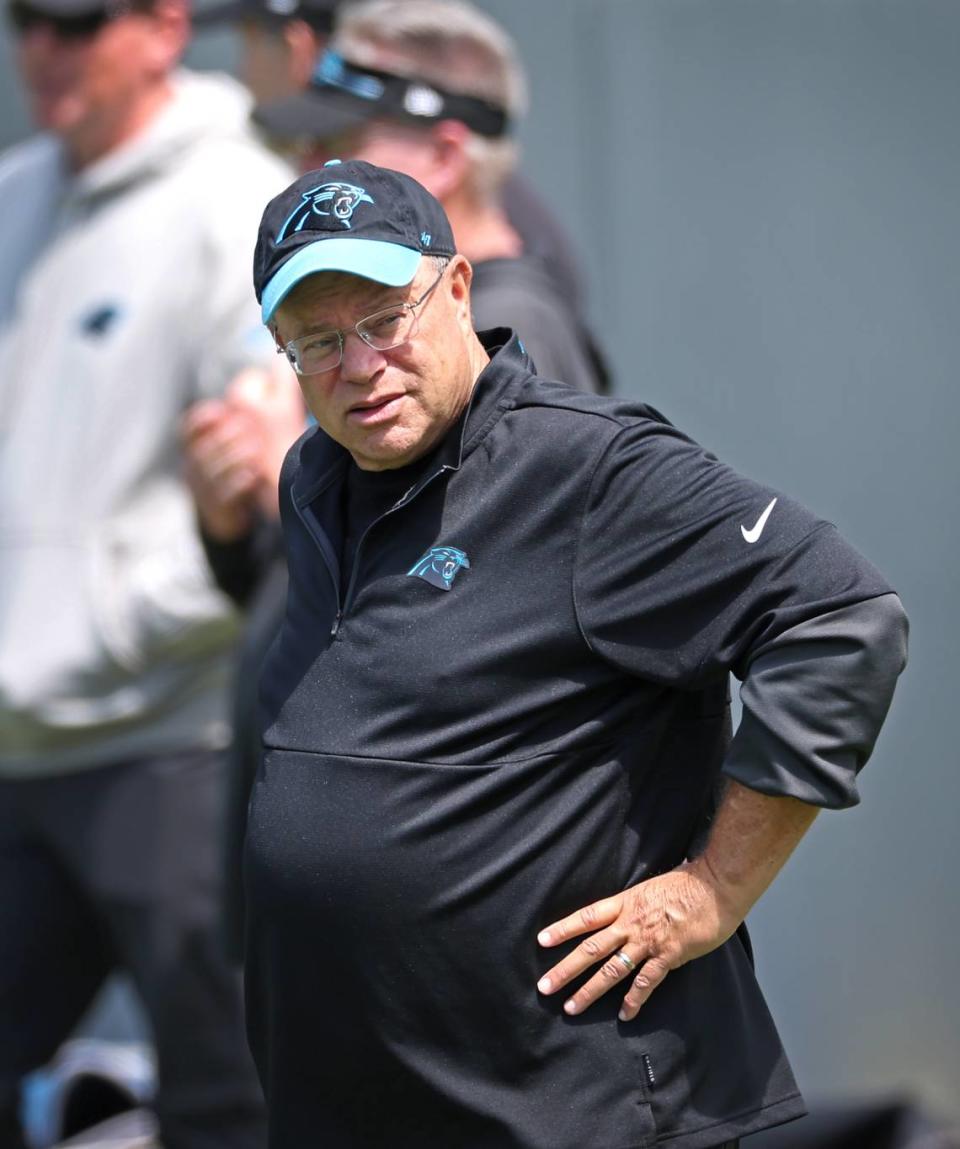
[275,182,374,240]
[407,546,471,591]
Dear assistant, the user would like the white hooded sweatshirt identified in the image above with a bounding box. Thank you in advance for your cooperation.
[0,70,293,775]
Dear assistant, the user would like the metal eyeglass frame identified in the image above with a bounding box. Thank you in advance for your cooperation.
[276,260,449,377]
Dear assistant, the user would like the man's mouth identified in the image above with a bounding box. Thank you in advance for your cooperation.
[347,395,405,423]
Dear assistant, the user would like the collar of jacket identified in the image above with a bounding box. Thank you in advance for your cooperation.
[290,327,535,505]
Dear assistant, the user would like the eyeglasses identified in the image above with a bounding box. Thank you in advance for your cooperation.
[7,0,135,39]
[277,261,447,377]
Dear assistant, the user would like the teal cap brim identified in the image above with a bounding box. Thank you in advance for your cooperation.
[261,239,422,322]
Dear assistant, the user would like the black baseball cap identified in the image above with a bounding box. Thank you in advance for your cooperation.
[6,0,118,12]
[254,49,510,143]
[192,0,336,32]
[5,0,149,32]
[254,158,457,323]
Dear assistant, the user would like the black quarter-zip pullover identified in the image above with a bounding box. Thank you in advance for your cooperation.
[245,330,907,1149]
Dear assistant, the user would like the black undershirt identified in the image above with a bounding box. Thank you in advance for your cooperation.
[340,456,432,589]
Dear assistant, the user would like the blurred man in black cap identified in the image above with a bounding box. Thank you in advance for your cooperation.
[194,0,337,104]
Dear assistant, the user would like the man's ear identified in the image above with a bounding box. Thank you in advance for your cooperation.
[286,21,325,89]
[145,0,190,73]
[423,119,472,203]
[446,253,474,331]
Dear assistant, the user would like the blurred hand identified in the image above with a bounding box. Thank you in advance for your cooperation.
[182,363,305,541]
[226,362,307,510]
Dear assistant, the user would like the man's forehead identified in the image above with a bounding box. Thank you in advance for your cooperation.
[275,263,419,327]
[330,116,424,145]
[301,269,390,297]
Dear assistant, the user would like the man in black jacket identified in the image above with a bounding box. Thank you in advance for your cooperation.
[243,159,908,1149]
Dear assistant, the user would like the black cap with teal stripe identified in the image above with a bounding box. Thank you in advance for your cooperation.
[254,159,457,323]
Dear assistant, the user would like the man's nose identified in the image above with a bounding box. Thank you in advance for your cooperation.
[339,331,386,382]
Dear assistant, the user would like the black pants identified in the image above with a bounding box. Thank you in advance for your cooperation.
[0,751,265,1149]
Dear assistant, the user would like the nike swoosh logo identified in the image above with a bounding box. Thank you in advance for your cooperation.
[741,497,778,543]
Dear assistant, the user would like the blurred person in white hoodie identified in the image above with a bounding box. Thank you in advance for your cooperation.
[0,0,292,1145]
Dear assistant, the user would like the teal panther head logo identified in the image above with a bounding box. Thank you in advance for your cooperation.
[275,181,374,240]
[407,546,470,591]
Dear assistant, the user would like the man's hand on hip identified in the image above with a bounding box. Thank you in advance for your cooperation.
[536,780,819,1021]
[535,865,739,1021]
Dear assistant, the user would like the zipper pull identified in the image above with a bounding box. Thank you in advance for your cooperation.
[330,609,342,637]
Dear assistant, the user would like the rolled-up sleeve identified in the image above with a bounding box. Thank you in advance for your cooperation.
[724,593,908,808]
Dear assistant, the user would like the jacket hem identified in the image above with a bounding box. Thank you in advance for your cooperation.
[649,1092,806,1147]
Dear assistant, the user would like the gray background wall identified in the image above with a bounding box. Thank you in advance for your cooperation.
[2,0,957,1126]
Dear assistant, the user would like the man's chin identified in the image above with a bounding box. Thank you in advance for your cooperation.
[349,432,429,472]
[30,98,82,135]
[351,449,418,472]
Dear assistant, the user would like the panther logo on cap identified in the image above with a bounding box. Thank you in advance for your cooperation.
[275,182,375,241]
